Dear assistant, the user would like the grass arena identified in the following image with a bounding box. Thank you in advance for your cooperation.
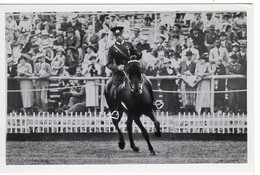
[6,112,247,165]
[6,137,247,165]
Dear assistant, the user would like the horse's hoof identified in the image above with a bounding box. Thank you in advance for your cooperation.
[132,146,140,152]
[154,131,161,137]
[118,141,125,150]
[150,151,157,156]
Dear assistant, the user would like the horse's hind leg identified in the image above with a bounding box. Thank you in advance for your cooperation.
[126,117,139,152]
[112,112,125,150]
[134,118,156,156]
[146,110,161,137]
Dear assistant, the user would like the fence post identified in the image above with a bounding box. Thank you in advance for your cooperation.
[210,76,215,114]
[100,79,105,115]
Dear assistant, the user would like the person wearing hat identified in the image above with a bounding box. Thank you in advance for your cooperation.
[194,53,213,114]
[34,53,52,113]
[209,39,229,65]
[190,27,207,55]
[225,24,237,43]
[203,12,221,32]
[204,24,217,52]
[82,45,97,69]
[229,42,241,62]
[157,25,169,42]
[117,14,130,32]
[190,13,204,32]
[226,53,243,113]
[39,30,53,51]
[170,24,182,36]
[17,55,34,114]
[7,57,23,113]
[237,42,247,113]
[179,50,196,75]
[238,42,247,75]
[18,15,31,33]
[109,14,117,28]
[181,37,199,62]
[51,47,65,75]
[53,31,65,50]
[68,14,82,35]
[106,26,159,117]
[6,15,18,33]
[169,52,181,72]
[65,27,80,56]
[60,16,69,32]
[179,50,197,110]
[211,57,226,113]
[129,26,143,43]
[237,23,247,40]
[219,31,232,52]
[63,45,78,76]
[136,35,152,53]
[158,58,180,113]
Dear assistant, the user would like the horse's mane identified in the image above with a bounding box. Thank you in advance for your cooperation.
[127,60,142,80]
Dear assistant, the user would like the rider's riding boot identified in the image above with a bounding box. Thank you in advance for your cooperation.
[111,89,120,119]
[145,77,164,110]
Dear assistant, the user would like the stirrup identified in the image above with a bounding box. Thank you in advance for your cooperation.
[154,100,164,110]
[111,110,119,120]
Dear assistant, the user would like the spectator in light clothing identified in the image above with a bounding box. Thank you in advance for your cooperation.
[181,37,199,62]
[34,54,52,113]
[51,47,65,76]
[169,51,181,73]
[129,27,143,43]
[219,31,232,53]
[189,13,204,32]
[203,12,220,32]
[17,56,34,115]
[117,15,130,32]
[209,39,229,66]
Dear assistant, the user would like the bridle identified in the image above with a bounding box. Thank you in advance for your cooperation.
[122,60,144,94]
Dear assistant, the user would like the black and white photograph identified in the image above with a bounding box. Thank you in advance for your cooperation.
[1,3,254,171]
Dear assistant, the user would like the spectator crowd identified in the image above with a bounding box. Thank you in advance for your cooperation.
[6,12,247,115]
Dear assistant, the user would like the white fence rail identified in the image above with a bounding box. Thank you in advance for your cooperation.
[6,112,247,134]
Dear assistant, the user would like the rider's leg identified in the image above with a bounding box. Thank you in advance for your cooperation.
[143,75,164,110]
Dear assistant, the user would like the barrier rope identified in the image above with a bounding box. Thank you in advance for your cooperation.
[7,83,247,94]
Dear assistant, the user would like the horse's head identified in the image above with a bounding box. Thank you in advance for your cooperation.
[126,60,143,94]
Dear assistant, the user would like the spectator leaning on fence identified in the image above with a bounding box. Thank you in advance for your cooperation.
[195,54,213,114]
[17,55,34,115]
[7,57,23,113]
[179,51,197,111]
[225,54,242,114]
[213,57,226,113]
[34,53,52,113]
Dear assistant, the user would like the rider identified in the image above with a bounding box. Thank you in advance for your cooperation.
[106,26,162,118]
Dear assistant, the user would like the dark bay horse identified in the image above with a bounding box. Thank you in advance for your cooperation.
[104,60,161,155]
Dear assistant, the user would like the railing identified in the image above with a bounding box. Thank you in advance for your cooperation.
[8,74,247,114]
[6,112,247,134]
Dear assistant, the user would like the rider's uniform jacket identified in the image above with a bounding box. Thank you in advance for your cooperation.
[107,40,142,73]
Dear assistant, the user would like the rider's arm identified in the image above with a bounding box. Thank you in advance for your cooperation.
[130,43,142,60]
[106,47,119,72]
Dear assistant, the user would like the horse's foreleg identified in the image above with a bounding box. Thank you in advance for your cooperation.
[112,114,125,150]
[127,117,139,152]
[147,110,161,137]
[134,118,156,156]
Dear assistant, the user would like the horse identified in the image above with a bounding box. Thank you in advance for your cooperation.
[104,60,161,155]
